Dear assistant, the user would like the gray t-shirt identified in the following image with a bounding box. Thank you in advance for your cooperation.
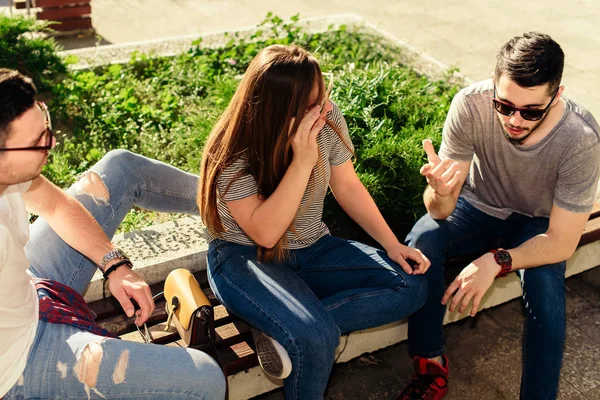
[439,79,600,219]
[208,101,354,248]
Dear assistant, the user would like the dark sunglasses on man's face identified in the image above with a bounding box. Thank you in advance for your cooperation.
[492,86,558,122]
[0,101,54,152]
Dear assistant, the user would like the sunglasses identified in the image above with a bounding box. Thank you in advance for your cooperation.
[320,72,334,113]
[492,86,558,122]
[0,101,54,152]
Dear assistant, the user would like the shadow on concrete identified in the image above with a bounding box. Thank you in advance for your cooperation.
[56,32,112,51]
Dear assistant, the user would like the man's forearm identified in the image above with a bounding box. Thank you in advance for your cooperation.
[424,185,457,220]
[44,194,114,268]
[509,233,577,270]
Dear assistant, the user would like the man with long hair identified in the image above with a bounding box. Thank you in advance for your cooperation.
[0,68,226,399]
[398,32,600,399]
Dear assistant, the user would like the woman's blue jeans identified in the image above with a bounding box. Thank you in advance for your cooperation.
[207,235,428,400]
[406,197,566,400]
[6,150,226,400]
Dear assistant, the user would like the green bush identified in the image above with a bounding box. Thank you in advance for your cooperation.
[326,65,457,239]
[4,13,460,237]
[0,15,67,91]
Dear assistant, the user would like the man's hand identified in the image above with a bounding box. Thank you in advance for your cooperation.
[107,265,155,326]
[442,252,500,317]
[385,241,431,275]
[420,139,462,197]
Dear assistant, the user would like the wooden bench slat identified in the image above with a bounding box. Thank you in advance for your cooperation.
[590,202,600,220]
[36,0,90,7]
[98,299,234,337]
[46,16,93,32]
[219,342,258,375]
[119,317,252,350]
[167,340,258,375]
[89,270,211,320]
[14,0,91,9]
[580,216,600,247]
[118,320,258,374]
[37,4,91,21]
[13,0,29,9]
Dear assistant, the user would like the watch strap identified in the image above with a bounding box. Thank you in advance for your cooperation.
[490,249,512,278]
[99,248,128,270]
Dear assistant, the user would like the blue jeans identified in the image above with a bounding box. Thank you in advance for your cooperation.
[207,235,427,400]
[406,197,566,400]
[6,150,226,400]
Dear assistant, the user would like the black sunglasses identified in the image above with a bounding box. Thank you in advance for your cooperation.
[493,86,558,121]
[0,101,54,152]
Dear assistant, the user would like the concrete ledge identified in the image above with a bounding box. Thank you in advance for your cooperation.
[83,216,208,302]
[63,14,366,70]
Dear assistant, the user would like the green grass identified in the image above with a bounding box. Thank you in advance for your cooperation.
[2,13,460,238]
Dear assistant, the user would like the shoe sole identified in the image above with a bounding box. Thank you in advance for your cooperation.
[251,329,292,380]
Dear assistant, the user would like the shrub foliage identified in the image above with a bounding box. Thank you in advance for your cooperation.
[1,13,460,237]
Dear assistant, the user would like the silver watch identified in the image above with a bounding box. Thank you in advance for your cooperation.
[99,248,129,270]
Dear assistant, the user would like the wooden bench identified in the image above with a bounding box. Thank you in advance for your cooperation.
[14,0,93,33]
[88,203,600,398]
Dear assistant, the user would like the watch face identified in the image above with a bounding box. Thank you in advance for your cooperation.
[496,250,511,263]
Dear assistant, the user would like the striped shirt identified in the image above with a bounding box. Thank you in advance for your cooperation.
[207,101,354,249]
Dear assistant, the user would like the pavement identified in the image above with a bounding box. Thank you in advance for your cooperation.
[54,0,600,118]
[32,1,600,398]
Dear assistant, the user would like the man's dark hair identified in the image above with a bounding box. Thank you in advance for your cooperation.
[0,68,37,148]
[494,32,564,95]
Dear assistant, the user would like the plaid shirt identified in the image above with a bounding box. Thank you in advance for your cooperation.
[35,278,118,339]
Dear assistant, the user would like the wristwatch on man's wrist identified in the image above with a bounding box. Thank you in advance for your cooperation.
[99,248,129,271]
[490,249,512,278]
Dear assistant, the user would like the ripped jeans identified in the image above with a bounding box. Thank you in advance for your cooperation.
[406,197,566,400]
[5,150,226,400]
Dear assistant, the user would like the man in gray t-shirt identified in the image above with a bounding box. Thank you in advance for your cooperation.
[398,32,600,400]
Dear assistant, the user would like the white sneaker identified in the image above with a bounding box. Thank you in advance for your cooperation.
[251,328,292,379]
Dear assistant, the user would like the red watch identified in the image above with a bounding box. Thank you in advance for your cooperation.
[490,249,512,278]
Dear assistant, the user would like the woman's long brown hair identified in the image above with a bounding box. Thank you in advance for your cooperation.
[199,44,350,262]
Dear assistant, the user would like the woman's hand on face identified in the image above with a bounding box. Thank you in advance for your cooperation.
[291,105,325,169]
[385,241,431,275]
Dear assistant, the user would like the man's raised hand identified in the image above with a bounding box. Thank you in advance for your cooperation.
[420,139,462,197]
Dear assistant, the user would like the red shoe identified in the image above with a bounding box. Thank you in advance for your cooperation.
[397,355,449,400]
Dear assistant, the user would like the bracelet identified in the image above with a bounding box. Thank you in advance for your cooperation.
[102,259,133,279]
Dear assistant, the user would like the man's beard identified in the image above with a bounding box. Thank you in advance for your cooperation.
[0,170,41,186]
[0,158,46,186]
[501,113,547,145]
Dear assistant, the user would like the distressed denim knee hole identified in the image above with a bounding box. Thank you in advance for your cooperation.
[74,171,110,204]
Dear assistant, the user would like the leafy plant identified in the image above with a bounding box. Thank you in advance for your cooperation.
[2,13,460,237]
[0,15,67,91]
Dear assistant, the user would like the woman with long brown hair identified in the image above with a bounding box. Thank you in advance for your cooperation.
[199,44,430,399]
